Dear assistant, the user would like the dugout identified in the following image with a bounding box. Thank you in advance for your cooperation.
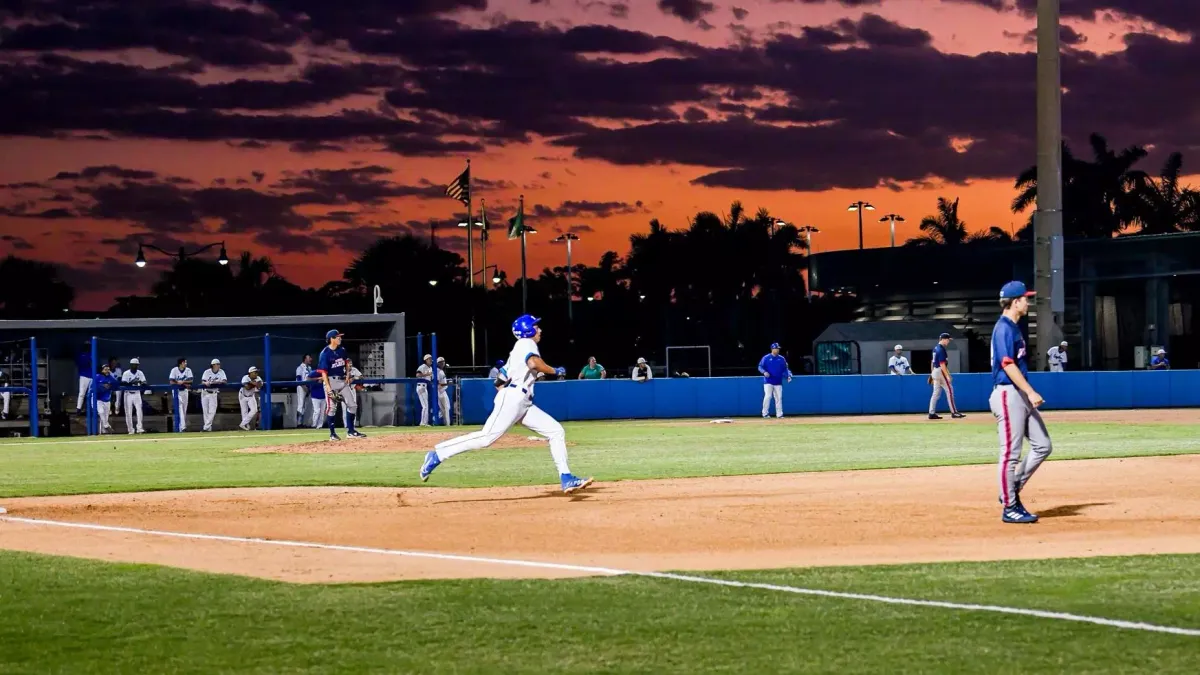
[812,321,967,375]
[0,313,405,434]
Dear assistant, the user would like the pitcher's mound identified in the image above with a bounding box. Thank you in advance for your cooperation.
[237,433,554,455]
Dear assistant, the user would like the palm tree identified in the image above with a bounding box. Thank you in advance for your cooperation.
[908,197,970,245]
[1011,133,1148,238]
[967,226,1015,244]
[1132,152,1200,234]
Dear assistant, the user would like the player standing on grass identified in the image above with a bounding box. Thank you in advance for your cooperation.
[419,315,593,494]
[928,333,964,419]
[991,281,1052,524]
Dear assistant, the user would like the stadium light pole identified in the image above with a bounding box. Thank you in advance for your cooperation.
[799,226,820,301]
[551,233,580,324]
[847,202,875,249]
[135,241,228,267]
[878,214,905,248]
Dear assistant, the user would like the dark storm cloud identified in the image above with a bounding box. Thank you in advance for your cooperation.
[580,1,630,19]
[531,200,646,219]
[1012,24,1088,46]
[1,234,34,250]
[275,166,447,205]
[52,166,158,181]
[658,0,717,24]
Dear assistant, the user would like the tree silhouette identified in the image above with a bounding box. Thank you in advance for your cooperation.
[1131,152,1200,234]
[908,197,970,245]
[0,256,74,318]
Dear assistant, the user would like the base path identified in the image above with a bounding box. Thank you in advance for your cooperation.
[2,455,1199,583]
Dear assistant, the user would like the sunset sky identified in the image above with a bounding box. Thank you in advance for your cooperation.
[2,0,1198,310]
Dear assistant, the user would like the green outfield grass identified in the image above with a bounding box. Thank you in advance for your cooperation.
[2,550,1198,674]
[1,417,1198,497]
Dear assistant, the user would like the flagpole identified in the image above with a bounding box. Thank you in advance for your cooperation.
[466,159,477,366]
[480,198,489,290]
[520,194,528,315]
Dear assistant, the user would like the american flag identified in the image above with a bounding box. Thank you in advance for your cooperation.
[445,165,469,205]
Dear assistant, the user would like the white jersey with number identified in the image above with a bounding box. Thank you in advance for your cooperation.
[202,368,227,392]
[169,367,194,384]
[887,355,911,375]
[503,337,541,391]
[121,370,147,386]
[1047,346,1067,372]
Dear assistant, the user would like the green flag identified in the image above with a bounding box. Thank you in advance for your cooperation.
[507,198,526,240]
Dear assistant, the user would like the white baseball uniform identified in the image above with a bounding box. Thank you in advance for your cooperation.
[121,369,147,433]
[1047,346,1067,372]
[416,362,433,426]
[239,374,261,430]
[109,366,123,414]
[888,354,911,375]
[340,366,363,428]
[436,366,451,426]
[295,361,312,424]
[201,367,226,431]
[169,366,194,431]
[432,337,573,475]
[0,368,10,418]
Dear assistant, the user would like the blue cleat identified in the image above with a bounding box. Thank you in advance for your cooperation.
[1001,502,1038,524]
[560,473,594,494]
[420,451,441,482]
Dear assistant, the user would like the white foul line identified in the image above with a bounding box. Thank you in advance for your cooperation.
[2,515,1198,637]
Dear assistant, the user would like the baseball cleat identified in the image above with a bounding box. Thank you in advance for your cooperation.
[928,414,942,420]
[560,473,594,494]
[420,451,441,482]
[951,412,966,419]
[329,431,342,441]
[348,430,367,438]
[1002,503,1038,524]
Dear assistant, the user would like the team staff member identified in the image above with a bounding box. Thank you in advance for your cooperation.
[758,343,792,418]
[929,332,964,419]
[578,357,606,380]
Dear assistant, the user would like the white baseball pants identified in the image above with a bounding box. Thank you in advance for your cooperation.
[762,383,783,417]
[201,392,219,431]
[1,391,9,417]
[438,387,451,425]
[310,399,324,428]
[417,384,430,425]
[434,387,572,475]
[175,390,189,431]
[239,395,259,429]
[929,369,959,415]
[96,399,112,433]
[124,391,143,433]
[295,387,308,424]
[76,375,91,411]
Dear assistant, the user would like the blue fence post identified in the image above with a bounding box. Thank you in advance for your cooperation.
[29,337,39,438]
[173,389,181,433]
[431,333,439,425]
[263,333,272,431]
[89,336,99,436]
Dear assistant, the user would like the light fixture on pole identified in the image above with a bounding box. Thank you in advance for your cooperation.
[847,201,875,250]
[475,264,501,285]
[879,214,905,248]
[551,232,580,324]
[134,241,228,267]
[771,219,788,237]
[428,279,438,287]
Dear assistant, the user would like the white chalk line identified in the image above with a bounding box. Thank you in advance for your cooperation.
[2,515,1197,637]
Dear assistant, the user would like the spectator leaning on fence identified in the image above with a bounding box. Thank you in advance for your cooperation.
[632,357,653,382]
[579,356,606,380]
[1150,348,1170,370]
[888,345,912,375]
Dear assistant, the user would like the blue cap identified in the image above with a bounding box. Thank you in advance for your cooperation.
[495,360,505,367]
[325,329,343,340]
[512,314,541,339]
[939,332,952,340]
[770,342,781,349]
[999,281,1036,299]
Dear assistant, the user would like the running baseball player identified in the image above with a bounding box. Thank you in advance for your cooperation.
[200,359,226,431]
[317,329,365,441]
[419,315,593,494]
[436,356,451,425]
[991,281,1052,524]
[416,354,433,426]
[888,345,912,375]
[295,354,313,426]
[169,357,193,431]
[1149,348,1170,370]
[93,364,118,434]
[239,366,262,431]
[307,369,326,428]
[929,332,964,419]
[121,358,147,434]
[0,365,9,420]
[1047,341,1068,372]
[758,342,792,418]
[74,341,92,415]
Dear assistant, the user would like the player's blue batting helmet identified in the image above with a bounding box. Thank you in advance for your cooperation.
[770,342,781,350]
[512,314,540,339]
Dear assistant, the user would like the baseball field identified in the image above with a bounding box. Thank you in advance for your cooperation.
[2,409,1200,673]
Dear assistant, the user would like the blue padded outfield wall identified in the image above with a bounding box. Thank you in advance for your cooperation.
[458,371,1200,424]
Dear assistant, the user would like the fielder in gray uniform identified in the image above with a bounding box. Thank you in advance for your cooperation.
[990,281,1052,524]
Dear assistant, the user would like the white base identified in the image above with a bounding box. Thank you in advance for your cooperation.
[0,506,7,514]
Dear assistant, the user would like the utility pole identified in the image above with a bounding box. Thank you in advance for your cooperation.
[1034,0,1066,370]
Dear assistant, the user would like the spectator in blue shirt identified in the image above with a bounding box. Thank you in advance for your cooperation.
[758,342,792,418]
[1149,349,1170,370]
